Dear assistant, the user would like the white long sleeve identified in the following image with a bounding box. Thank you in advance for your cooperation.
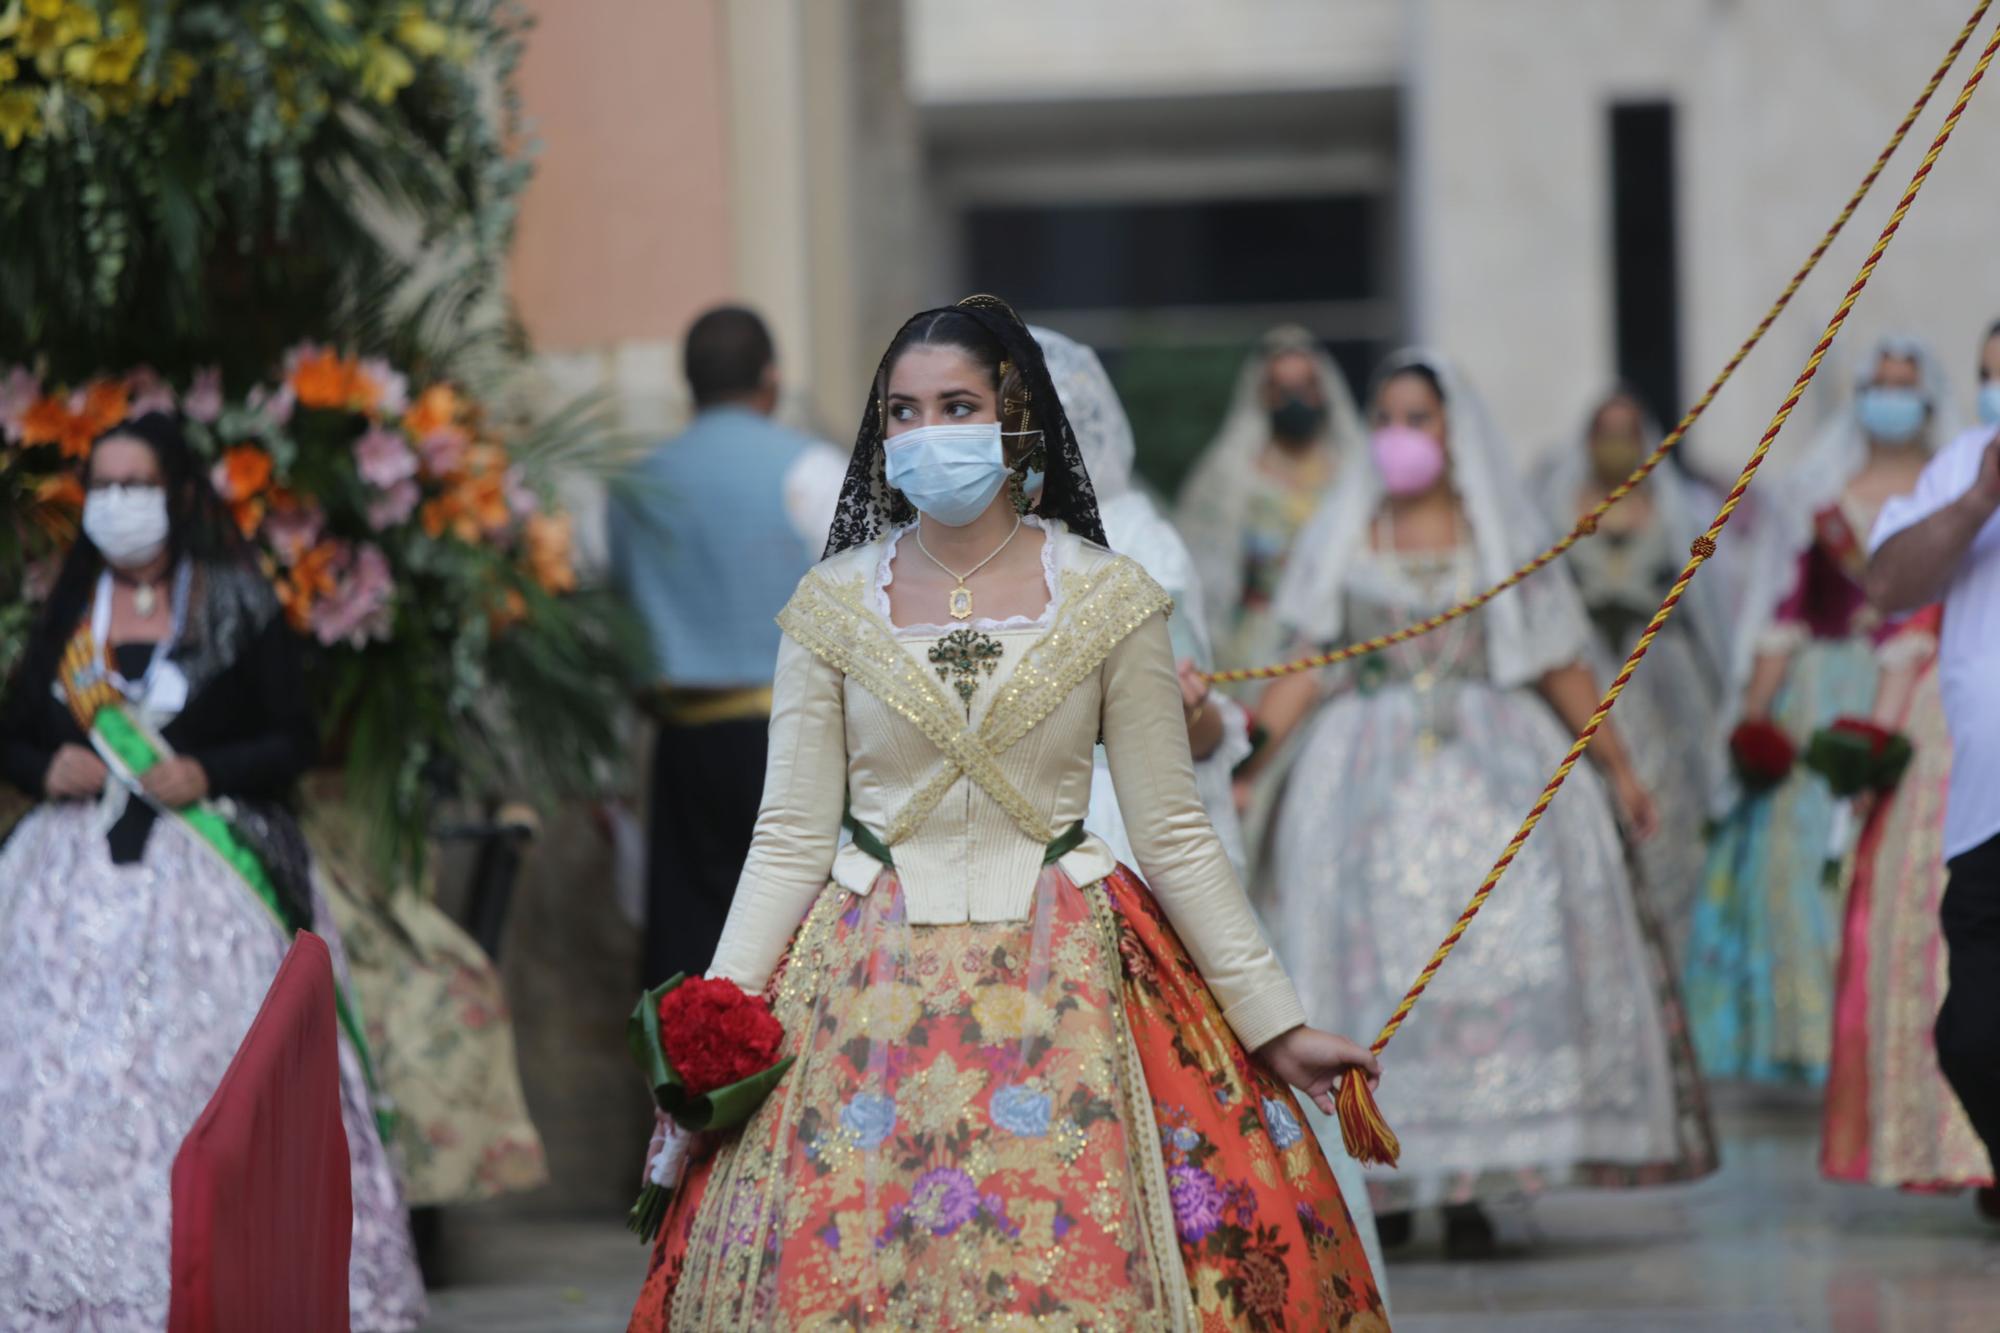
[1101,612,1307,1049]
[705,632,848,992]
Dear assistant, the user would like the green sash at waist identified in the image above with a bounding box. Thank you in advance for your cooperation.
[842,812,1087,870]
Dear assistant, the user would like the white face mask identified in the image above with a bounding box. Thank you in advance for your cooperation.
[82,484,171,569]
[884,422,1012,527]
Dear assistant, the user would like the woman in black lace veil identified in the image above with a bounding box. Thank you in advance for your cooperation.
[822,293,1108,556]
[631,294,1388,1331]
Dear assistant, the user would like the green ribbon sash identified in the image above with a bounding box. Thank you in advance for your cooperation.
[89,705,388,1134]
[842,811,1086,869]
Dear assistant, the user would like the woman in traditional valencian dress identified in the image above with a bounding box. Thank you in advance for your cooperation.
[1539,387,1731,959]
[1821,604,1992,1195]
[1176,327,1365,681]
[1243,352,1714,1257]
[1687,335,1952,1085]
[629,297,1390,1331]
[1822,327,2000,1198]
[0,414,424,1331]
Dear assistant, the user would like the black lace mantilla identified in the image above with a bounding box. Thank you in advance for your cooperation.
[822,294,1107,557]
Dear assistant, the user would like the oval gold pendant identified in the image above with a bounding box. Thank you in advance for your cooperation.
[949,586,973,621]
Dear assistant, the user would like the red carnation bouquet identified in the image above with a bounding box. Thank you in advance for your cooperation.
[1729,719,1797,793]
[625,973,794,1241]
[1803,717,1914,798]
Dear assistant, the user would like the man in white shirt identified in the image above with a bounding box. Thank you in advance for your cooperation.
[1867,419,2000,1199]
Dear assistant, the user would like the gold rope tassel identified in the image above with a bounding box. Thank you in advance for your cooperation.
[1335,1071,1402,1167]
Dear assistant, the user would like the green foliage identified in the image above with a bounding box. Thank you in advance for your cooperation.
[0,0,533,385]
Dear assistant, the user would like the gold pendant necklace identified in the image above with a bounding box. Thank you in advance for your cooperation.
[915,517,1022,622]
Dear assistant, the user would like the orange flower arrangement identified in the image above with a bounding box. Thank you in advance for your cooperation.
[487,586,529,636]
[30,471,85,538]
[79,380,131,436]
[288,347,384,414]
[212,442,274,538]
[402,383,462,440]
[19,395,69,450]
[524,511,576,594]
[276,540,342,632]
[420,442,512,544]
[213,443,273,500]
[19,379,134,459]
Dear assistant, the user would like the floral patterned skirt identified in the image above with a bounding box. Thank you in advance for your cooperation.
[1821,663,1992,1190]
[629,866,1387,1332]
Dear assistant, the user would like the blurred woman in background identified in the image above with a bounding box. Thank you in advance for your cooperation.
[0,414,424,1331]
[1539,387,1730,958]
[1821,324,2000,1204]
[1176,326,1365,679]
[1687,335,1952,1085]
[1245,351,1714,1257]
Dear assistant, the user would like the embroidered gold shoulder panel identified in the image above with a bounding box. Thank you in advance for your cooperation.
[774,547,1172,847]
[775,564,1052,845]
[979,554,1172,754]
[774,567,966,756]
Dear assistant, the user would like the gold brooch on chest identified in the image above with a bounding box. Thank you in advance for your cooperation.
[929,628,1005,711]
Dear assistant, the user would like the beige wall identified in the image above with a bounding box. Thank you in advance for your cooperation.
[1412,0,1998,473]
[905,0,1401,100]
[510,0,736,353]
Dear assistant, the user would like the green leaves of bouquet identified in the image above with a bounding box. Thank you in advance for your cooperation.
[1803,718,1914,798]
[624,974,794,1243]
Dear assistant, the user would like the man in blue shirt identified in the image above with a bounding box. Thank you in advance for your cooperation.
[608,306,821,985]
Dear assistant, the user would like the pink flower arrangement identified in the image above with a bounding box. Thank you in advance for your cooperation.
[366,478,421,531]
[310,541,396,648]
[354,425,419,490]
[182,367,224,425]
[263,499,327,568]
[0,366,38,443]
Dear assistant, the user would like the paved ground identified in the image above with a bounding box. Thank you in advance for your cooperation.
[420,1091,2000,1331]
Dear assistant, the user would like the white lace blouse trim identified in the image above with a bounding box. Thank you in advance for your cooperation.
[875,513,1063,636]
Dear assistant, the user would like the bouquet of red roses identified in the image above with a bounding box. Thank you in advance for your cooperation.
[1729,719,1797,794]
[1802,717,1914,798]
[625,974,794,1242]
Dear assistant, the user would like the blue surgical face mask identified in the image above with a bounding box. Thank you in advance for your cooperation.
[1856,385,1928,445]
[884,422,1011,526]
[1979,381,2000,427]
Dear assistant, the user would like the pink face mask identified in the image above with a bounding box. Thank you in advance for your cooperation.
[1369,424,1447,496]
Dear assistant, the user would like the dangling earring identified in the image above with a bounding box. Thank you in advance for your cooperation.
[1009,468,1031,515]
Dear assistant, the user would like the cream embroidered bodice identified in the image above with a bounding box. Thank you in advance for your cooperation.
[708,523,1307,1050]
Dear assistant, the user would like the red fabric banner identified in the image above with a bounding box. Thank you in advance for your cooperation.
[169,931,352,1333]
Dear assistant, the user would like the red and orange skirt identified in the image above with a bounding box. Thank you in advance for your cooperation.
[630,866,1387,1331]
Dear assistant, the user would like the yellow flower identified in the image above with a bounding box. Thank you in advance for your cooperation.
[26,0,68,21]
[0,54,18,85]
[857,984,925,1042]
[148,52,198,105]
[970,985,1029,1040]
[0,89,43,148]
[358,37,414,103]
[62,31,144,87]
[395,6,450,59]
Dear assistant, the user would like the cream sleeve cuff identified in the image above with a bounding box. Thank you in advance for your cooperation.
[1222,981,1311,1053]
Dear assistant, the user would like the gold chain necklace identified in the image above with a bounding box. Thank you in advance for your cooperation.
[914,517,1022,622]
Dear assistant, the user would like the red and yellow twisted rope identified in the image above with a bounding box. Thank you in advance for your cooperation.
[1337,11,2000,1166]
[1206,0,1993,687]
